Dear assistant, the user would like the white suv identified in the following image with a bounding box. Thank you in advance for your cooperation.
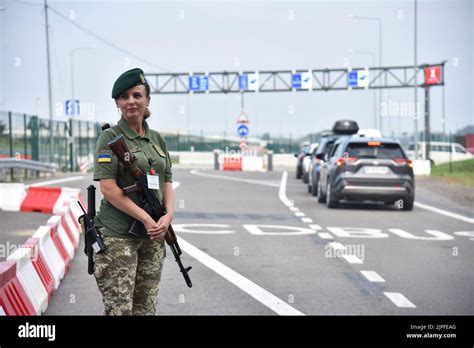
[406,141,473,165]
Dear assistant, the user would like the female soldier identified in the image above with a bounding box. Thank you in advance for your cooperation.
[92,68,174,315]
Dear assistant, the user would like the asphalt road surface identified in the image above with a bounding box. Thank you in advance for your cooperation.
[3,168,472,315]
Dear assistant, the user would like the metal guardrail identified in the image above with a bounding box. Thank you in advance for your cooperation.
[0,158,57,173]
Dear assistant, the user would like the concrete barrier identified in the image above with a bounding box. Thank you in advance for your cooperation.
[412,160,431,176]
[0,261,35,316]
[47,216,75,261]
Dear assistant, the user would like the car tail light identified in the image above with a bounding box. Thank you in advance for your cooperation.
[336,157,358,166]
[368,141,381,146]
[393,158,413,168]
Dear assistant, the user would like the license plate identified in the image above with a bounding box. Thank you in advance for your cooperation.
[364,166,389,174]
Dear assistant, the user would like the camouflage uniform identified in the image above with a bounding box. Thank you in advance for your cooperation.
[92,116,173,315]
[93,234,166,315]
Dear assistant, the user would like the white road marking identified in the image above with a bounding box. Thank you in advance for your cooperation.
[29,176,85,187]
[172,181,180,190]
[361,271,386,283]
[318,232,334,239]
[309,224,322,230]
[414,202,474,224]
[176,236,304,315]
[342,255,363,264]
[328,242,346,250]
[301,217,313,223]
[384,292,416,308]
[289,207,299,212]
[190,169,279,188]
[278,171,294,208]
[389,228,454,241]
[294,212,305,217]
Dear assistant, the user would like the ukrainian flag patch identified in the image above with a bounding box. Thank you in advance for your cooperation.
[98,152,112,163]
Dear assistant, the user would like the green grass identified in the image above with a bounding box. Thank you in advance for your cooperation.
[431,159,474,187]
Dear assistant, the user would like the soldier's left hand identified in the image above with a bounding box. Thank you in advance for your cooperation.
[150,213,173,240]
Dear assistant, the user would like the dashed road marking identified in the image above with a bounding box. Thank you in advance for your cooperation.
[294,212,305,217]
[318,232,333,239]
[309,224,322,230]
[177,236,304,315]
[342,255,363,264]
[384,292,416,308]
[289,207,299,212]
[361,271,385,283]
[301,217,313,223]
[328,242,346,250]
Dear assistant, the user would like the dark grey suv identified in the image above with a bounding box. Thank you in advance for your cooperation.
[317,137,415,210]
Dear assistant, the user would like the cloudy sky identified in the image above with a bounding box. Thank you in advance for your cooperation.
[0,0,472,138]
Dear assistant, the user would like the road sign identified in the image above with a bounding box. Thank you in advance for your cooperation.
[239,73,259,91]
[347,70,369,88]
[348,71,358,87]
[65,99,80,116]
[189,75,209,91]
[424,66,442,85]
[237,111,249,124]
[237,124,249,137]
[292,72,312,89]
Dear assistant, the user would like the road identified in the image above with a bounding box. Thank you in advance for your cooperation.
[2,168,472,316]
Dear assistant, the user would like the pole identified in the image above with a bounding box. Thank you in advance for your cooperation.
[413,0,419,160]
[44,0,54,163]
[377,19,383,135]
[424,87,430,162]
[442,83,446,142]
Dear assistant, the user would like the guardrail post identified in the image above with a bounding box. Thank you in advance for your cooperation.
[214,149,220,170]
[23,113,28,179]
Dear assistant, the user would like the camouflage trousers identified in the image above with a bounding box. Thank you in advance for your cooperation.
[93,234,166,316]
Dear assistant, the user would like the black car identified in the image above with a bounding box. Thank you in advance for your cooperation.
[308,120,359,196]
[317,137,415,210]
[294,142,310,179]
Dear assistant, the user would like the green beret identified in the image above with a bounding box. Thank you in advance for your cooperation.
[111,68,147,99]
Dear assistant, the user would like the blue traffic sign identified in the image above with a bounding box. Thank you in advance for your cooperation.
[292,73,302,88]
[348,71,358,87]
[189,76,209,91]
[65,99,80,116]
[237,124,249,137]
[239,75,248,90]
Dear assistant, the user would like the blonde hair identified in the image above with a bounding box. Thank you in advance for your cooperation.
[144,107,151,119]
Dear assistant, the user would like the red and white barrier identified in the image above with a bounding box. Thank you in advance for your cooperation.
[23,238,55,303]
[32,226,65,288]
[222,155,243,171]
[55,205,80,248]
[0,261,35,316]
[7,248,48,315]
[0,184,86,316]
[47,216,75,262]
[0,183,27,211]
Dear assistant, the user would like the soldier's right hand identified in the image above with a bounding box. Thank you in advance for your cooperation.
[144,216,166,240]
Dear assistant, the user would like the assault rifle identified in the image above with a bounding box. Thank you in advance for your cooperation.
[108,134,192,288]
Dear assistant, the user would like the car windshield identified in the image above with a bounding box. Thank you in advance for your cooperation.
[346,143,405,159]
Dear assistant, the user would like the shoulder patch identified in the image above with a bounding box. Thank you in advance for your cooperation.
[98,150,112,163]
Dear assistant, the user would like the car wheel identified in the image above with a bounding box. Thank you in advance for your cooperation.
[317,179,326,203]
[326,183,338,209]
[302,172,309,184]
[296,167,302,179]
[311,178,318,196]
[400,199,414,211]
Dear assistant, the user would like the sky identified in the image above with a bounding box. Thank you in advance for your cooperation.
[0,0,472,138]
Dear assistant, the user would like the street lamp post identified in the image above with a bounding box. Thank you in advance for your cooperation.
[348,49,377,129]
[348,15,383,134]
[69,47,94,171]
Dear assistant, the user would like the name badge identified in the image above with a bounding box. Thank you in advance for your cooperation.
[147,174,160,190]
